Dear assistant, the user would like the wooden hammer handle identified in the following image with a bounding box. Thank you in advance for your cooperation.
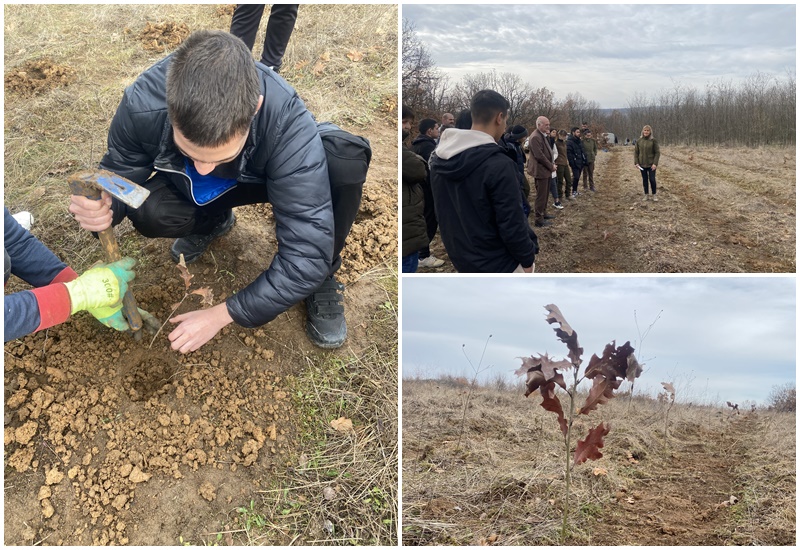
[69,179,143,333]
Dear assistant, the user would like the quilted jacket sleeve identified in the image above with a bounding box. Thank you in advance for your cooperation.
[225,95,334,328]
[99,86,161,185]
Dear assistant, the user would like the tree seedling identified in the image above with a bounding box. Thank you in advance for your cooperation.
[148,253,214,348]
[515,304,642,542]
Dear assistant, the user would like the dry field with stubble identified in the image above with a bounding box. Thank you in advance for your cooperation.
[422,145,796,273]
[402,379,795,546]
[4,4,398,546]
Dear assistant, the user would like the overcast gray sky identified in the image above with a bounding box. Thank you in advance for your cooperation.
[403,4,796,108]
[402,277,796,406]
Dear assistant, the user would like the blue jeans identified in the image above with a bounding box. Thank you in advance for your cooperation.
[549,177,559,201]
[402,252,419,273]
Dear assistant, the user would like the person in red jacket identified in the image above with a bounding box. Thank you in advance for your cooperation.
[4,208,147,342]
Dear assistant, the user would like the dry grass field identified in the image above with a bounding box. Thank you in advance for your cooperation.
[4,4,398,546]
[422,145,796,273]
[402,378,795,546]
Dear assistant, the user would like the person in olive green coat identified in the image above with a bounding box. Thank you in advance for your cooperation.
[402,105,429,272]
[634,125,661,201]
[554,130,571,201]
[581,129,598,191]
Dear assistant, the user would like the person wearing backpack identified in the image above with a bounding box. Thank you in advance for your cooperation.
[68,30,370,353]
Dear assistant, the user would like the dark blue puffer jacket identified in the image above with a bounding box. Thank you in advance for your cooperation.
[99,56,333,328]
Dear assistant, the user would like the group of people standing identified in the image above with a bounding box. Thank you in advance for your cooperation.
[518,119,599,228]
[402,89,662,274]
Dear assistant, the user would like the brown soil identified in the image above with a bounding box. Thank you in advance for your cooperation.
[4,121,397,545]
[402,380,796,546]
[135,21,191,53]
[422,145,795,273]
[588,419,766,545]
[4,59,76,96]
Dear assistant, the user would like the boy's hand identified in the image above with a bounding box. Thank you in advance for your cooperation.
[69,192,113,232]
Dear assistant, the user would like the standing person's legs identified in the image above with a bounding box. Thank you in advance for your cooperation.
[641,167,650,195]
[571,166,582,195]
[649,169,657,198]
[534,177,549,224]
[556,165,567,199]
[587,162,595,190]
[418,181,437,259]
[549,177,559,203]
[261,4,298,71]
[582,164,589,189]
[230,4,266,52]
[402,253,419,273]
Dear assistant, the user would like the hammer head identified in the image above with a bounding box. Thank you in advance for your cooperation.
[68,170,150,209]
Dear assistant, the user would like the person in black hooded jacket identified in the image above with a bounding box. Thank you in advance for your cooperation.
[429,90,538,273]
[566,126,587,198]
[68,30,366,353]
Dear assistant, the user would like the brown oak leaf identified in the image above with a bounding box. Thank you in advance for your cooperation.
[626,353,643,382]
[176,254,193,290]
[574,422,610,465]
[584,341,636,382]
[190,287,214,307]
[516,353,570,395]
[544,304,583,365]
[578,376,621,415]
[540,381,567,436]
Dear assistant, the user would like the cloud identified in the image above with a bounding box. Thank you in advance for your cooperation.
[404,4,796,108]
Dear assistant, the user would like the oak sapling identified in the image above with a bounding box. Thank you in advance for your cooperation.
[148,253,215,348]
[515,304,642,541]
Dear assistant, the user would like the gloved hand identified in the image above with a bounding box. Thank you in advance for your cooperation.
[63,257,136,314]
[87,306,160,332]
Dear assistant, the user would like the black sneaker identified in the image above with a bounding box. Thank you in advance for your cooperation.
[170,210,236,264]
[305,275,346,348]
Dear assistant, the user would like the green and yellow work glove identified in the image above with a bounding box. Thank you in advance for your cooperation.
[63,257,135,313]
[88,306,160,332]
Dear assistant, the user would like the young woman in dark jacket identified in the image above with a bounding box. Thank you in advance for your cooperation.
[566,127,587,198]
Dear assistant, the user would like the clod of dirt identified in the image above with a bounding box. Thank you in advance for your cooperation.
[138,21,190,53]
[41,498,55,519]
[199,482,217,501]
[45,466,64,485]
[38,486,52,501]
[4,59,76,96]
[14,420,37,445]
[129,466,151,484]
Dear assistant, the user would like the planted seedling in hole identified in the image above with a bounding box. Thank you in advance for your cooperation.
[515,304,643,542]
[148,253,214,348]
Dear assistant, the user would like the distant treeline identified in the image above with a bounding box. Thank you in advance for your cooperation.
[403,20,796,147]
